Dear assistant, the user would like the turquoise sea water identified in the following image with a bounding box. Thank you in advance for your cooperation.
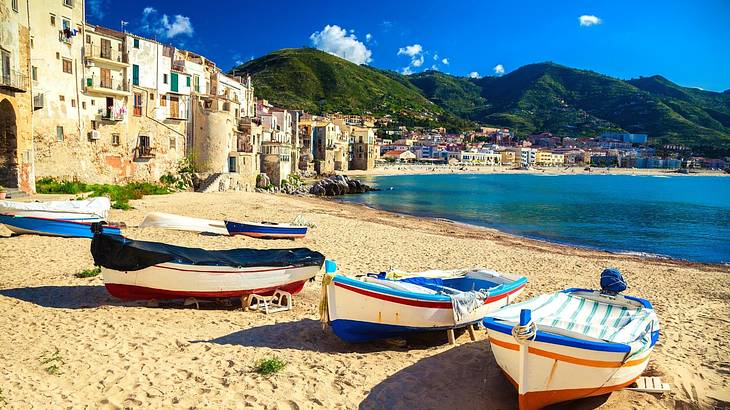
[339,174,730,264]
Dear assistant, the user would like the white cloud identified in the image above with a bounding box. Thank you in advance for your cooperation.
[433,53,439,60]
[365,33,373,42]
[398,44,423,57]
[430,64,440,71]
[87,0,104,19]
[139,7,194,39]
[494,64,505,75]
[310,24,373,65]
[442,58,449,65]
[398,43,427,74]
[579,15,602,27]
[468,71,481,79]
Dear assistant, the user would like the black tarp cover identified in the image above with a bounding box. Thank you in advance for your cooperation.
[91,232,326,272]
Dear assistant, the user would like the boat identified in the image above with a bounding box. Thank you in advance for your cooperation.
[139,212,228,236]
[90,225,325,300]
[482,269,660,409]
[0,197,120,238]
[321,268,527,343]
[224,219,308,239]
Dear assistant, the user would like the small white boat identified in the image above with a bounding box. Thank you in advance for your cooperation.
[0,197,110,221]
[322,268,527,343]
[91,227,325,300]
[139,212,228,236]
[482,285,660,409]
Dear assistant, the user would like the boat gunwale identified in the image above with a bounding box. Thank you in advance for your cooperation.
[332,274,528,304]
[483,289,658,353]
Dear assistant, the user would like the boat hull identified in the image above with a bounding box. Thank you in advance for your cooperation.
[101,262,321,300]
[327,276,526,343]
[225,220,307,239]
[485,326,652,409]
[0,214,120,238]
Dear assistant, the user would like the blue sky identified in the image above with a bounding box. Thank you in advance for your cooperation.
[86,0,730,91]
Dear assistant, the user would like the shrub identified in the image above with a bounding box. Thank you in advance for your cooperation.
[74,267,101,278]
[36,178,170,210]
[254,357,286,376]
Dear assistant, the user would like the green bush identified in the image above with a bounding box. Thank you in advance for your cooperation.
[74,267,101,278]
[254,357,286,376]
[36,178,170,210]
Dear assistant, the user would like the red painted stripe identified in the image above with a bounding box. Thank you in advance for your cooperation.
[229,232,306,238]
[334,281,525,309]
[153,263,297,274]
[104,279,308,300]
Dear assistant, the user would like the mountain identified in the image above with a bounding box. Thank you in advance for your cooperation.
[232,49,730,156]
[230,48,471,129]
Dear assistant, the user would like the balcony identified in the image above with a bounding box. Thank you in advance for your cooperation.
[0,70,29,93]
[101,108,125,121]
[84,44,129,68]
[134,146,155,160]
[85,76,130,96]
[171,60,186,72]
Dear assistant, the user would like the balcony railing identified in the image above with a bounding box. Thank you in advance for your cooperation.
[85,44,128,64]
[86,77,130,93]
[101,108,125,121]
[0,70,29,92]
[134,146,155,159]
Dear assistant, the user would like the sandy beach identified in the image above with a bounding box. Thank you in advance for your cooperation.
[0,191,728,409]
[343,164,730,178]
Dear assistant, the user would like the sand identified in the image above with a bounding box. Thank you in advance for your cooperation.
[0,191,728,409]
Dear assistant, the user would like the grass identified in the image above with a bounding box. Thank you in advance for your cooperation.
[74,266,101,278]
[36,178,170,210]
[254,357,286,376]
[40,348,64,376]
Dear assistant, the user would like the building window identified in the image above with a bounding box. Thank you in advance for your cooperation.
[162,73,168,84]
[56,126,64,141]
[228,157,237,173]
[112,133,120,146]
[169,137,176,150]
[133,38,139,48]
[86,34,91,43]
[63,0,74,7]
[186,76,190,87]
[30,37,34,48]
[62,58,72,74]
[71,99,76,107]
[81,101,86,109]
[90,99,95,106]
[193,75,200,93]
[31,66,38,81]
[59,95,65,102]
[132,64,139,86]
[62,18,70,31]
[133,93,142,116]
[160,95,166,107]
[11,0,18,12]
[55,52,60,59]
[50,14,56,26]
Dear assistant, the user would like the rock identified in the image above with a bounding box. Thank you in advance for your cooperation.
[306,175,376,197]
[256,173,271,189]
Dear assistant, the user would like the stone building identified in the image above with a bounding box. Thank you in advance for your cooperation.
[350,126,376,170]
[313,122,338,174]
[256,101,292,186]
[27,0,187,184]
[0,0,33,193]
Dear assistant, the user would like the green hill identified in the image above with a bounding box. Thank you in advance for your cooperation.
[231,49,730,156]
[230,48,470,129]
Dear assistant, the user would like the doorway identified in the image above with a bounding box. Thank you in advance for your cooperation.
[0,99,18,188]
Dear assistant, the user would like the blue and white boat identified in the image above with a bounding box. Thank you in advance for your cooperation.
[225,220,308,239]
[482,270,660,409]
[0,197,120,238]
[322,268,527,343]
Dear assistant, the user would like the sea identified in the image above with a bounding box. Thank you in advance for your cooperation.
[339,173,730,265]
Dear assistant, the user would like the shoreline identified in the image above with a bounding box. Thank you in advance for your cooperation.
[320,195,730,272]
[343,164,730,177]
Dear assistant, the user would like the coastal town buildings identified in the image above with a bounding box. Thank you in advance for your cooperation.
[0,0,33,193]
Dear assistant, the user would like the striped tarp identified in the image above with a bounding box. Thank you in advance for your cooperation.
[489,292,659,356]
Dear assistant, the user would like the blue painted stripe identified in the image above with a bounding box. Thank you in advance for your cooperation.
[224,220,307,236]
[332,274,527,303]
[482,316,631,353]
[0,215,121,238]
[330,319,460,343]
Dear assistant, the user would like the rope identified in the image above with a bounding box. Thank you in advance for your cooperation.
[512,320,537,345]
